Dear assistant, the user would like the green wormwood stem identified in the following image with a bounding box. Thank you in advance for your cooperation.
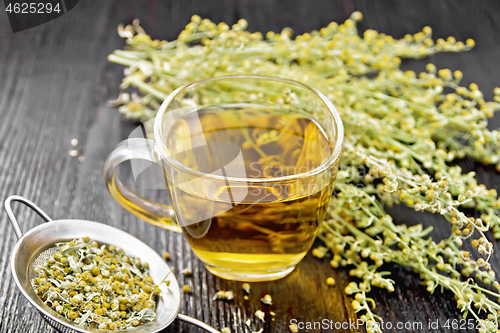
[108,12,500,333]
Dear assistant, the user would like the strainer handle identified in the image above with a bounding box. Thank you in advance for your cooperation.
[4,195,52,239]
[177,314,221,333]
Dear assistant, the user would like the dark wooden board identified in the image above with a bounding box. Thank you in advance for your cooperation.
[0,0,500,332]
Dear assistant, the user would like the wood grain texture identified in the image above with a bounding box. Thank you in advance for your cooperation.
[0,0,500,332]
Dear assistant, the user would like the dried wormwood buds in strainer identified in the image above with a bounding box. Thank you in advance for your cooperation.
[31,237,162,330]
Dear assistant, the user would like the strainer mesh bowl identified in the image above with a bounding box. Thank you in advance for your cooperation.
[10,220,182,333]
[28,246,58,280]
[6,195,219,333]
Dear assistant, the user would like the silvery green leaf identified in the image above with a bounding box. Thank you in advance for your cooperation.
[48,278,61,287]
[79,311,92,326]
[138,308,156,322]
[61,244,86,256]
[68,257,82,274]
[123,263,142,276]
[86,292,101,303]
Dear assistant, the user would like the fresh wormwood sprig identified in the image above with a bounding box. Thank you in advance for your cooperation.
[108,12,500,332]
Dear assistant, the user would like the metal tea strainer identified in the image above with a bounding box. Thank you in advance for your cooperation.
[5,195,221,333]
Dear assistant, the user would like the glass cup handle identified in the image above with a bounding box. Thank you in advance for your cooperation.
[103,138,180,232]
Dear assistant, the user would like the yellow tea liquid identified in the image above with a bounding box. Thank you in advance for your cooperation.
[164,106,334,280]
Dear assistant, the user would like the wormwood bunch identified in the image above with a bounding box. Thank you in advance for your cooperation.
[108,13,500,332]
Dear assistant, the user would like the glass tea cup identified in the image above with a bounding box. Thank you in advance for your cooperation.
[104,75,344,281]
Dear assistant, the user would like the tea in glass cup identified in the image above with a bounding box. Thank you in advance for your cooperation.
[104,75,344,281]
